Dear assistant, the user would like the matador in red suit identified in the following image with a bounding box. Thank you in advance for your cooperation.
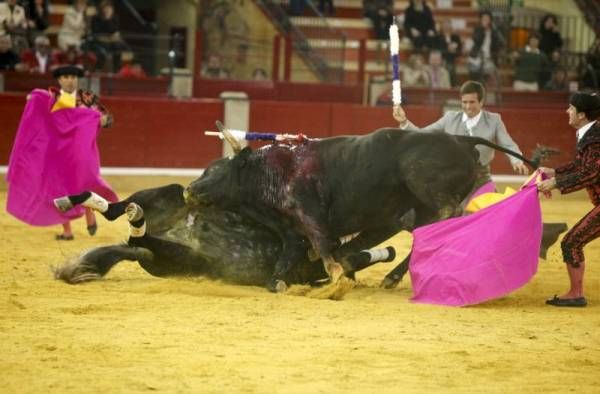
[538,91,600,308]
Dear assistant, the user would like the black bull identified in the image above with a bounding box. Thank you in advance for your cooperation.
[54,184,332,286]
[55,127,566,291]
[185,127,564,291]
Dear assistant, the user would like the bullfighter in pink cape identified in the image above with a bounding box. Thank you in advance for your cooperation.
[6,65,118,240]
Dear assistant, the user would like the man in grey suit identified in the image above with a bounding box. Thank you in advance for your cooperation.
[393,80,529,179]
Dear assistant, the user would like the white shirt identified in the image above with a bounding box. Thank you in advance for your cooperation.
[462,111,482,135]
[36,51,48,73]
[576,120,597,142]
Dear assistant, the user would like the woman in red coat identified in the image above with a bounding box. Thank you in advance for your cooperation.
[538,92,600,307]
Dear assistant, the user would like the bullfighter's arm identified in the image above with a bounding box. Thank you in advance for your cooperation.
[78,90,114,128]
[555,143,600,194]
[393,105,447,133]
[554,160,578,176]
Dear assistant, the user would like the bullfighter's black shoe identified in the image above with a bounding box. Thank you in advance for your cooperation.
[545,295,587,307]
[87,223,98,236]
[55,234,74,241]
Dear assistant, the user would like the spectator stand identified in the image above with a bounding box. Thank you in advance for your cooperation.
[255,0,347,83]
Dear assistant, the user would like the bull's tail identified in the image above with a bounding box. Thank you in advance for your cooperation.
[458,136,546,169]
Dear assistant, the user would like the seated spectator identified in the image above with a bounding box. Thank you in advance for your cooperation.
[364,0,393,40]
[252,67,268,81]
[424,50,451,89]
[434,20,462,86]
[0,33,22,70]
[118,51,146,78]
[402,53,428,87]
[58,0,88,51]
[539,14,563,59]
[581,37,600,89]
[201,53,228,79]
[467,10,505,87]
[0,0,29,54]
[403,0,436,52]
[318,0,334,16]
[513,33,549,92]
[19,34,59,73]
[228,42,252,80]
[56,44,97,73]
[289,0,306,16]
[544,67,568,91]
[26,0,49,42]
[89,0,128,72]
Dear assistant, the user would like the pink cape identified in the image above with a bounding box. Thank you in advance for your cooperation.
[6,89,118,226]
[409,183,542,307]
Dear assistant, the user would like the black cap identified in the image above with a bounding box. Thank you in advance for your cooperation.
[52,65,84,78]
[570,92,600,120]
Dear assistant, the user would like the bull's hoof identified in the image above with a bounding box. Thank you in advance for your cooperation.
[267,278,288,293]
[275,280,288,293]
[381,275,401,289]
[327,262,345,284]
[53,196,73,212]
[307,276,355,300]
[125,203,144,222]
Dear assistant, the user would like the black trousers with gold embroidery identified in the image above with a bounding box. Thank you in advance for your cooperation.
[561,203,600,267]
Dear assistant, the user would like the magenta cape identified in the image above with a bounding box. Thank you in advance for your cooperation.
[409,184,542,307]
[6,89,117,226]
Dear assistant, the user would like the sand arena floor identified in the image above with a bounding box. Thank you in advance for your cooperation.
[1,176,599,393]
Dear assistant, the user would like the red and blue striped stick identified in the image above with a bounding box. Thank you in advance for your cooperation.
[205,129,307,143]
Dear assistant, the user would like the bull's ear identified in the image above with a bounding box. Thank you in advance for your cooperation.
[233,147,253,167]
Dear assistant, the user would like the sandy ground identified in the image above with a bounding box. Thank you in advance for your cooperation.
[1,176,599,393]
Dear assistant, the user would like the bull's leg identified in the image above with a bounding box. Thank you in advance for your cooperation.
[54,244,153,284]
[268,231,310,292]
[344,247,396,274]
[332,219,407,273]
[286,180,351,286]
[381,204,453,289]
[234,204,309,292]
[54,184,186,222]
[124,203,208,277]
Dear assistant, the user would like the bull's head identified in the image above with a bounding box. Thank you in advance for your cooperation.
[184,147,253,207]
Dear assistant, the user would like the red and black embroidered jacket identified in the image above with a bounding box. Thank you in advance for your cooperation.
[556,122,600,205]
[48,86,113,127]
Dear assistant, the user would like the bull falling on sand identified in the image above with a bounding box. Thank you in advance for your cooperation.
[54,121,566,300]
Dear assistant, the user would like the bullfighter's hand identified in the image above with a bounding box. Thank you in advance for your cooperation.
[512,162,529,175]
[100,114,113,128]
[538,166,556,177]
[537,177,557,193]
[393,105,408,128]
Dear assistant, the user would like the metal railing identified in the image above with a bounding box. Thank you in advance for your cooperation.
[254,0,347,83]
[81,32,184,77]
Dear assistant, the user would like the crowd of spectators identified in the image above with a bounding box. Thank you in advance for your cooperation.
[0,0,140,77]
[360,1,586,91]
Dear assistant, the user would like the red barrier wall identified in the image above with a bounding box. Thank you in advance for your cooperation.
[0,93,576,175]
[0,93,224,168]
[487,106,575,173]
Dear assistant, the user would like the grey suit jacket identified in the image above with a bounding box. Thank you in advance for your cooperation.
[403,110,523,167]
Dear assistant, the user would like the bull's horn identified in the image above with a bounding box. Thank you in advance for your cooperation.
[216,121,242,154]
